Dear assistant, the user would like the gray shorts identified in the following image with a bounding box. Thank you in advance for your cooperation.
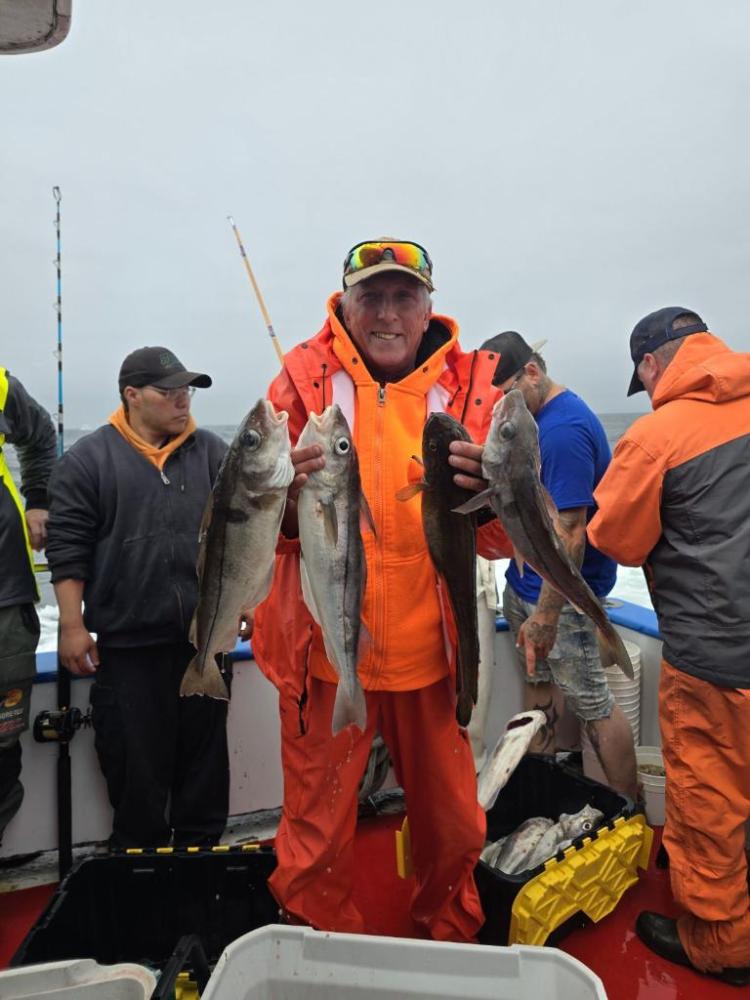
[502,583,615,722]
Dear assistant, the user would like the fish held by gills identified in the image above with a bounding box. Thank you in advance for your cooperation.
[181,398,294,700]
[455,390,633,679]
[397,413,479,727]
[297,405,373,735]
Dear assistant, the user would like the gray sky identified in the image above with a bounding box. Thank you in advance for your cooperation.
[2,0,749,427]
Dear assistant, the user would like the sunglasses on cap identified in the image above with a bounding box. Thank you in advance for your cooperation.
[342,240,434,289]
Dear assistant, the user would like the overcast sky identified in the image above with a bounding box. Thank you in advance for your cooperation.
[2,0,749,428]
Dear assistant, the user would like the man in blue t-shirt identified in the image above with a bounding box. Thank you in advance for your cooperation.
[486,331,637,800]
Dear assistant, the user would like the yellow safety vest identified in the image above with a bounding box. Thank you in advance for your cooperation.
[0,367,38,598]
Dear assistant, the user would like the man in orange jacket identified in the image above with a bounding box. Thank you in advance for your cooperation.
[588,307,750,986]
[252,239,510,940]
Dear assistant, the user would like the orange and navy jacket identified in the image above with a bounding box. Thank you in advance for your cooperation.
[251,293,511,726]
[588,333,750,689]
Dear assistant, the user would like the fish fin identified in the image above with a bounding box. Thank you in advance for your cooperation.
[396,482,425,501]
[319,499,338,546]
[513,547,525,576]
[453,487,494,515]
[540,484,559,525]
[598,625,634,679]
[195,491,215,582]
[331,681,368,735]
[188,610,198,649]
[360,490,377,537]
[357,620,373,665]
[299,557,322,626]
[456,691,474,728]
[410,454,424,467]
[179,655,229,701]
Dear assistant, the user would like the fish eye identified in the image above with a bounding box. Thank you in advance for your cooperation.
[499,422,516,440]
[581,821,592,831]
[241,429,262,450]
[428,440,438,452]
[333,436,350,455]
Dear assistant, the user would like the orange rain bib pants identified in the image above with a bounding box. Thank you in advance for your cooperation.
[660,660,750,971]
[270,676,487,941]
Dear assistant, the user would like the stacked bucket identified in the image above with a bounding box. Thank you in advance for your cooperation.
[582,639,642,782]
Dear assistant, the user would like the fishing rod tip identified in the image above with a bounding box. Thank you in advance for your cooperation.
[226,215,235,224]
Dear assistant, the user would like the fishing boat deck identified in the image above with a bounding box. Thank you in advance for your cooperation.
[0,812,740,1000]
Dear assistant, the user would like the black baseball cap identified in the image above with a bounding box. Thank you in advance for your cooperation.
[627,307,707,396]
[118,347,212,392]
[481,331,548,387]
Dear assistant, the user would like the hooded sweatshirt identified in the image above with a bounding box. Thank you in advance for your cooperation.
[589,333,750,688]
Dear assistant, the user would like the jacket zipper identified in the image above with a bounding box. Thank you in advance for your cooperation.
[371,384,386,683]
[161,457,185,631]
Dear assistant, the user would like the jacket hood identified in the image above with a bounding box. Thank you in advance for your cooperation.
[651,333,750,409]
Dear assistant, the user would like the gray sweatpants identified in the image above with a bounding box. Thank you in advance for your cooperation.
[0,603,39,842]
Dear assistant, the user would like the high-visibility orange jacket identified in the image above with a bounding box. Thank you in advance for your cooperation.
[588,332,750,689]
[252,293,511,723]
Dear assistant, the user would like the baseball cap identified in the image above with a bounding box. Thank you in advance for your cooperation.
[627,307,707,396]
[118,347,212,392]
[342,239,434,291]
[481,331,548,387]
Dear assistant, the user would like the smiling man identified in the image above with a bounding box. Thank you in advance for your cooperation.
[46,347,231,849]
[251,238,511,940]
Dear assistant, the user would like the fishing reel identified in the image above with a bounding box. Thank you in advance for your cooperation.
[33,706,92,744]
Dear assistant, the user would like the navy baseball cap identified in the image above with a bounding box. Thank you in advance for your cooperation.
[118,347,212,392]
[627,307,707,396]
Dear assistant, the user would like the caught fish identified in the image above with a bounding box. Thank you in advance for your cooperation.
[455,390,633,679]
[297,405,371,735]
[181,399,294,700]
[487,817,554,873]
[476,709,547,810]
[397,413,479,727]
[484,804,605,875]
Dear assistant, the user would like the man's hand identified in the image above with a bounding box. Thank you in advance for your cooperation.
[281,444,325,538]
[25,508,49,551]
[448,440,487,493]
[238,609,254,641]
[517,610,559,677]
[58,624,99,676]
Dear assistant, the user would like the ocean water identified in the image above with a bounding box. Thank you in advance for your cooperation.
[5,411,652,650]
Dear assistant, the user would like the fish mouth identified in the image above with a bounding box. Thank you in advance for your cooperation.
[264,399,289,425]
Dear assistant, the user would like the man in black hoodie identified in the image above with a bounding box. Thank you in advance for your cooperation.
[0,368,56,847]
[47,347,231,849]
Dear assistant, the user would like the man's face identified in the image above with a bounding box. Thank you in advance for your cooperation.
[126,384,193,437]
[636,353,660,400]
[340,272,431,382]
[500,363,541,415]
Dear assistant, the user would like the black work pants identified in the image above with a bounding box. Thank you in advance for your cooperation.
[90,642,231,849]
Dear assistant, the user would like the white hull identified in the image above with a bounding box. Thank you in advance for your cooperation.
[0,606,664,859]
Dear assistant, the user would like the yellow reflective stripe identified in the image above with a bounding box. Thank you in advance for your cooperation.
[0,367,39,596]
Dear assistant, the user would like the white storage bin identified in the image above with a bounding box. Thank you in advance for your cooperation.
[201,924,607,999]
[0,959,156,999]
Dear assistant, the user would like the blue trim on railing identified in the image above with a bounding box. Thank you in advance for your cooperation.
[34,639,255,684]
[36,601,660,684]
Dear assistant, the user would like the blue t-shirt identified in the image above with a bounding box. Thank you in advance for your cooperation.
[506,389,617,604]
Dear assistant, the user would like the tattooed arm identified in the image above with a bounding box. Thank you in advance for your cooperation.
[516,506,588,676]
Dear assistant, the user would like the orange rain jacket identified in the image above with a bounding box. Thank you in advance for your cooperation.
[588,333,750,690]
[252,293,510,725]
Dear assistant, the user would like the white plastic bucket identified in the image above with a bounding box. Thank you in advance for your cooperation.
[582,640,642,781]
[0,960,156,999]
[636,745,665,825]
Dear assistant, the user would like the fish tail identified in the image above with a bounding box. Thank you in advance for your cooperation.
[179,654,230,701]
[598,625,634,680]
[331,681,367,735]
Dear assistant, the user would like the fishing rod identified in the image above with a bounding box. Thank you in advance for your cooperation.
[227,216,285,366]
[53,186,63,457]
[51,184,73,879]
